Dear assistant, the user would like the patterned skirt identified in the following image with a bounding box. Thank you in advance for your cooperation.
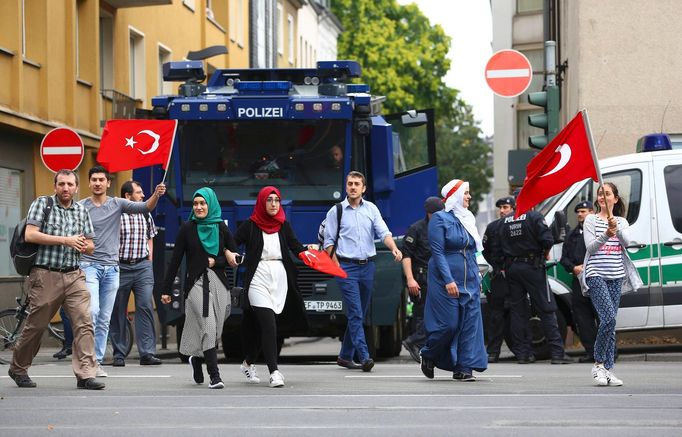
[179,269,230,357]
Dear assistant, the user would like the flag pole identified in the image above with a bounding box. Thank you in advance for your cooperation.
[160,120,178,185]
[582,109,611,218]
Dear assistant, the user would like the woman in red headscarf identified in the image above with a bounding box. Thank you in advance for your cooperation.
[227,186,310,388]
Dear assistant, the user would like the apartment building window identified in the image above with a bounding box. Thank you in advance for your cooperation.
[76,0,94,82]
[277,3,284,56]
[21,0,43,62]
[287,14,294,65]
[517,0,543,13]
[129,28,145,101]
[158,44,172,96]
[229,0,244,46]
[100,14,114,91]
[208,0,228,29]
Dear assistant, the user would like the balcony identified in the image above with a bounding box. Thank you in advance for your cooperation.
[103,0,172,7]
[100,89,139,127]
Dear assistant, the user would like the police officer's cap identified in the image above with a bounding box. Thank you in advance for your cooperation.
[424,196,444,214]
[574,200,592,212]
[495,196,516,208]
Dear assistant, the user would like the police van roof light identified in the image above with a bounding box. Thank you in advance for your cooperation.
[347,84,370,94]
[636,133,673,153]
[262,81,291,91]
[235,81,263,91]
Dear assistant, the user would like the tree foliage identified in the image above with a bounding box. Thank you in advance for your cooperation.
[332,0,492,213]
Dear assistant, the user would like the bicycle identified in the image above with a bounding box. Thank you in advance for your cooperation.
[0,290,133,365]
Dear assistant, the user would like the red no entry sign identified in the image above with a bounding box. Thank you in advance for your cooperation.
[40,127,85,173]
[485,50,533,98]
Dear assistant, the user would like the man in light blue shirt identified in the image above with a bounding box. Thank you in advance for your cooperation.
[323,171,402,372]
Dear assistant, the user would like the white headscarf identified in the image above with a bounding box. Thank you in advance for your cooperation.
[441,179,483,251]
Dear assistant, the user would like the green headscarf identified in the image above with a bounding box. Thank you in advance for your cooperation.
[188,187,222,256]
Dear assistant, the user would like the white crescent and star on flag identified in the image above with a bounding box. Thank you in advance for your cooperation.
[124,130,161,155]
[540,143,572,177]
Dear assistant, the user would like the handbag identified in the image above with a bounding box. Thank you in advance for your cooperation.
[230,286,246,308]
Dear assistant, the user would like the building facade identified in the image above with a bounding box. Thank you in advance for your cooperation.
[491,0,682,199]
[0,0,250,300]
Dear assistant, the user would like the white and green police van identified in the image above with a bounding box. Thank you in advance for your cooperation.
[539,134,682,337]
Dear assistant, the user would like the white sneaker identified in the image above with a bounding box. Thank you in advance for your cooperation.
[606,369,623,386]
[96,364,108,378]
[240,361,260,384]
[269,370,285,388]
[591,365,607,386]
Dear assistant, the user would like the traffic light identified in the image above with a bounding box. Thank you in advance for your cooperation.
[527,85,560,149]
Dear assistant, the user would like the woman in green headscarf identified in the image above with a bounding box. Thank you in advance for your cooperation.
[161,187,237,389]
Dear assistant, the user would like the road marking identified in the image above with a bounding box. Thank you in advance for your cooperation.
[1,375,172,378]
[344,375,523,379]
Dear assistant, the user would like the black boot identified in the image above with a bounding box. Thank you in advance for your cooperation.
[53,345,72,360]
[204,348,224,389]
[189,356,204,384]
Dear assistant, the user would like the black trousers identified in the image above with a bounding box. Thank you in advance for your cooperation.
[242,306,279,374]
[405,270,428,347]
[485,273,508,356]
[507,261,565,359]
[570,277,598,358]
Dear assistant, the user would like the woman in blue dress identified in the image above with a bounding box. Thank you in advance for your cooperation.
[420,179,488,381]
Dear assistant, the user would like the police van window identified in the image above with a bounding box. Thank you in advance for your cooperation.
[597,169,642,224]
[384,109,436,177]
[562,181,592,230]
[663,164,682,233]
[178,120,346,203]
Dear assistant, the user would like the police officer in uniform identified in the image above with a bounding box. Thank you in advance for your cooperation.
[482,196,515,363]
[400,196,444,363]
[560,200,598,363]
[499,206,574,364]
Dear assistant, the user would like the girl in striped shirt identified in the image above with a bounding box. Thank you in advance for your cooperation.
[583,182,641,387]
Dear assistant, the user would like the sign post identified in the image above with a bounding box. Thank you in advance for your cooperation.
[40,127,85,172]
[485,50,533,98]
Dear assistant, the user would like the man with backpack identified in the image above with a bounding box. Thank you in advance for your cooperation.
[322,171,402,372]
[8,169,104,390]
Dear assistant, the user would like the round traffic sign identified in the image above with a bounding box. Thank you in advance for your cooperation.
[40,127,84,173]
[485,50,533,98]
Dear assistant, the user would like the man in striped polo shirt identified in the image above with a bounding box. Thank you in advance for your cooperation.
[110,180,161,367]
[8,169,104,390]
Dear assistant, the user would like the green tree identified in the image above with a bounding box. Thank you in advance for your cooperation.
[332,0,492,213]
[436,104,492,215]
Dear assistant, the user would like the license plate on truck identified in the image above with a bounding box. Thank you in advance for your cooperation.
[304,300,343,311]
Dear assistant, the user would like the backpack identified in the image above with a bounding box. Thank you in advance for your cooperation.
[317,203,343,256]
[10,196,54,276]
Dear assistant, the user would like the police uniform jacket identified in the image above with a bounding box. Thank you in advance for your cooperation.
[402,217,431,272]
[482,217,505,273]
[560,222,586,274]
[499,210,554,259]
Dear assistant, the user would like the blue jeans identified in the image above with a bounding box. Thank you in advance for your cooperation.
[111,261,156,359]
[586,276,622,369]
[80,262,120,363]
[336,262,375,363]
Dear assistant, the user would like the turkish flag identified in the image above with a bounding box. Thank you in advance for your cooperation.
[298,249,348,278]
[515,111,599,217]
[97,120,178,173]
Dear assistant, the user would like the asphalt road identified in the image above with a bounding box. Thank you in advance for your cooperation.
[1,339,681,436]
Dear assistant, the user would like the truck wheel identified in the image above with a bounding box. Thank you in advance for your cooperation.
[504,310,568,360]
[378,291,406,357]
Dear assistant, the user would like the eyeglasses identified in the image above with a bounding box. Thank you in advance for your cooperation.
[266,198,280,204]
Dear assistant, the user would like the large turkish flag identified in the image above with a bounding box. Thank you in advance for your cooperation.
[515,111,600,217]
[97,120,177,172]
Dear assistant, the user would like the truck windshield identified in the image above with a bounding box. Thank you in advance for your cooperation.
[177,119,346,203]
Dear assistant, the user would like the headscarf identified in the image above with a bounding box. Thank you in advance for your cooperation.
[188,187,222,256]
[441,179,483,251]
[250,186,286,234]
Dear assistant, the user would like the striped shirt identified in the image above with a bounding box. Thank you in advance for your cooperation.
[119,212,158,261]
[585,216,625,279]
[26,195,95,269]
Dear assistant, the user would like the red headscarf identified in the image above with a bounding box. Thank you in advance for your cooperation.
[250,186,286,234]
